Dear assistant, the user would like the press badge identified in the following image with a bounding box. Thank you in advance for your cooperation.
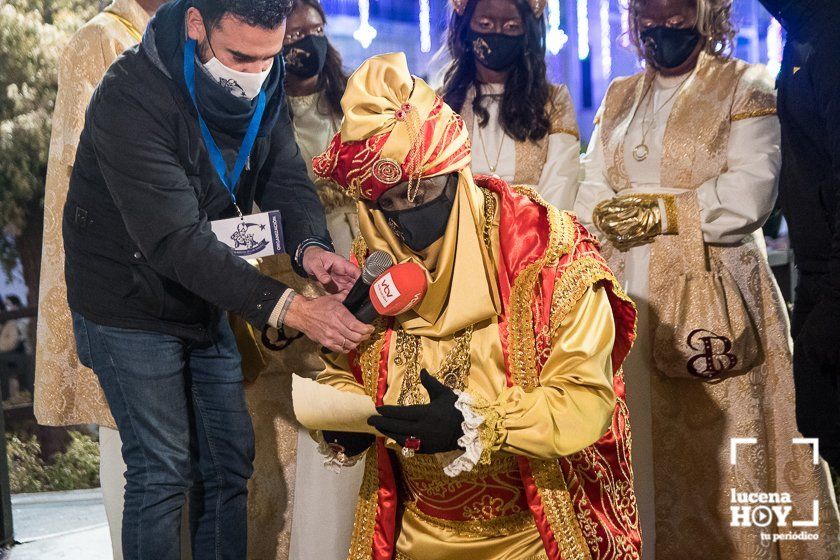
[211,211,285,259]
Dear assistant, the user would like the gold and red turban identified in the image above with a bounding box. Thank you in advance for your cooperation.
[313,52,472,202]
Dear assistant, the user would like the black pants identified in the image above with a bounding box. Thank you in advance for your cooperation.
[791,271,840,471]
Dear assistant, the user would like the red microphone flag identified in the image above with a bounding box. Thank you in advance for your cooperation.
[369,262,428,317]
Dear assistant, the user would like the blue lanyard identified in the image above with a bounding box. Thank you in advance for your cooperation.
[183,39,266,216]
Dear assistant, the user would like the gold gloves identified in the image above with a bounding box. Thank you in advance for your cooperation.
[592,193,677,251]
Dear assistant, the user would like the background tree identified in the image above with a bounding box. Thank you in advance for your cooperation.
[0,0,96,310]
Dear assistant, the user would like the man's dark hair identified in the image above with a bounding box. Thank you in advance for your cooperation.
[195,0,293,30]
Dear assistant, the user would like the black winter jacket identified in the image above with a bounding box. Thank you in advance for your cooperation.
[776,8,840,288]
[63,3,330,342]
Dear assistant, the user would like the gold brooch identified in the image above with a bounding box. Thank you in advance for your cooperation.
[372,158,403,185]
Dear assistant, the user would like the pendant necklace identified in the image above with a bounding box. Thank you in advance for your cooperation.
[477,124,505,178]
[631,73,691,162]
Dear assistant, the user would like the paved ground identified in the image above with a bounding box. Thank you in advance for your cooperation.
[0,488,112,559]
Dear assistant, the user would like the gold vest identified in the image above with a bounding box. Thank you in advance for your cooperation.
[459,84,580,185]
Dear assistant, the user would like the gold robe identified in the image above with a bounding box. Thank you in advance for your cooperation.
[585,51,840,559]
[35,0,149,429]
[319,188,621,560]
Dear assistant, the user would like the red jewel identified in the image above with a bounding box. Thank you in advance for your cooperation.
[404,436,421,452]
[394,103,413,121]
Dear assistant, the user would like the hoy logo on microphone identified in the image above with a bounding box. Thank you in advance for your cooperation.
[372,272,401,308]
[729,438,823,544]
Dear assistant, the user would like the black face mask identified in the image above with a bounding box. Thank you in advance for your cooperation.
[283,34,329,79]
[466,29,525,71]
[381,175,458,252]
[640,26,701,69]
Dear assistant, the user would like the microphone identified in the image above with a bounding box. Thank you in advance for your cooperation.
[323,260,427,354]
[342,250,393,322]
[369,262,428,317]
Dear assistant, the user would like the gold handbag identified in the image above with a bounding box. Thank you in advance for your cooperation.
[651,194,761,381]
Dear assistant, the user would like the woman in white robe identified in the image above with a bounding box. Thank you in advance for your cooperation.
[440,0,580,210]
[575,0,840,558]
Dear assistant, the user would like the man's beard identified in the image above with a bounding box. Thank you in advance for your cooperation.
[196,39,212,64]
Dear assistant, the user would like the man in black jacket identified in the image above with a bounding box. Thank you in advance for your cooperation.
[63,0,373,557]
[758,0,840,472]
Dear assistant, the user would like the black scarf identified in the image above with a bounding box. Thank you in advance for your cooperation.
[144,0,285,138]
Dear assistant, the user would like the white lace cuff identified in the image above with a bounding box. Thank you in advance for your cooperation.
[315,431,365,474]
[442,390,486,477]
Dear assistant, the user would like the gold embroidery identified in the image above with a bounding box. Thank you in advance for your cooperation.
[403,502,534,538]
[548,84,581,139]
[514,136,549,186]
[359,327,387,400]
[395,325,474,405]
[661,194,679,234]
[552,127,580,138]
[464,389,503,464]
[396,550,549,560]
[730,108,777,122]
[730,65,776,125]
[482,187,498,250]
[507,189,574,390]
[400,452,519,479]
[530,460,593,560]
[347,326,388,560]
[548,257,631,338]
[347,447,380,560]
[351,234,368,267]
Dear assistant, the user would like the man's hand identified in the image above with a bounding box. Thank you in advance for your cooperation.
[795,299,840,370]
[367,370,464,454]
[302,246,360,294]
[283,293,374,353]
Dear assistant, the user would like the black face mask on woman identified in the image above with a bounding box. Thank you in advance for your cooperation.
[283,34,329,79]
[381,174,458,252]
[466,29,525,71]
[640,26,701,69]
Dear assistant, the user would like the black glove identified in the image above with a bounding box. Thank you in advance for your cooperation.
[795,298,840,371]
[322,430,375,458]
[367,370,464,454]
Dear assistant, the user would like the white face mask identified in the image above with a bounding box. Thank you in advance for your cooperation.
[203,56,273,100]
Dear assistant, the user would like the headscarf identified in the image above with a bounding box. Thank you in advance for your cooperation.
[314,53,499,337]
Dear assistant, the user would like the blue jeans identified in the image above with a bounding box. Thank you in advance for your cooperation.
[72,312,254,560]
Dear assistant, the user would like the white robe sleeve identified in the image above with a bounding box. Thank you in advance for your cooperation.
[536,131,581,211]
[696,115,781,243]
[574,124,616,236]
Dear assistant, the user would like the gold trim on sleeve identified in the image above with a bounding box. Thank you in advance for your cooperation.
[730,108,777,122]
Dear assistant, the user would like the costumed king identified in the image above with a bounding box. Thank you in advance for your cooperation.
[305,52,642,560]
